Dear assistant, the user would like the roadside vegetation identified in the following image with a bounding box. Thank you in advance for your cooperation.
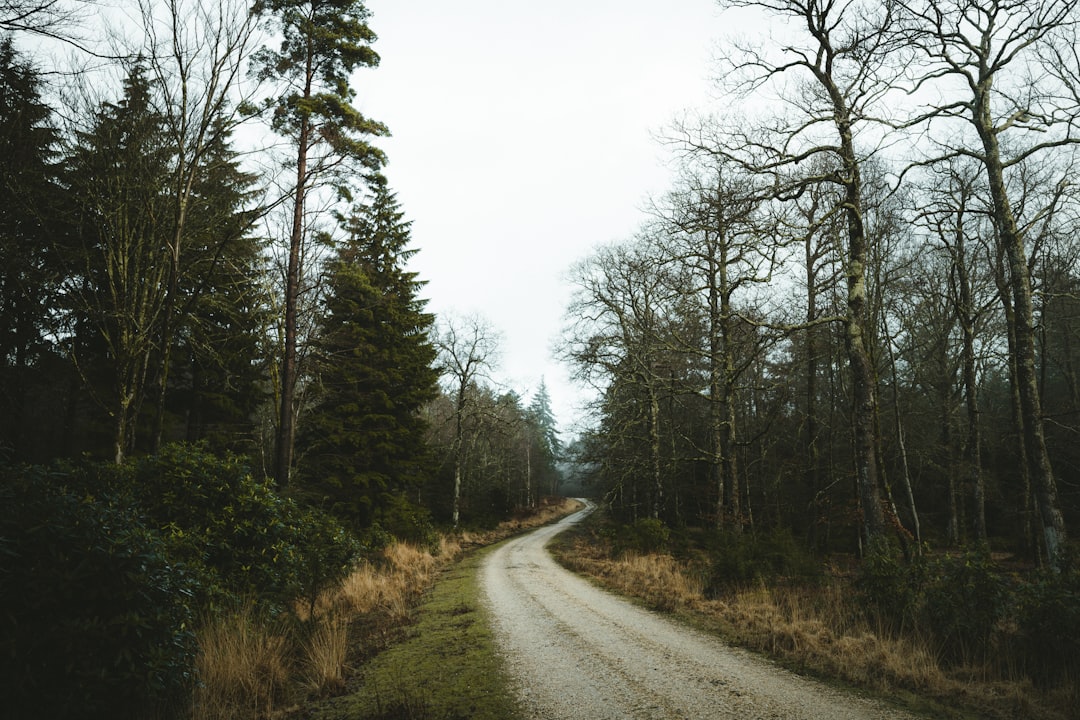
[551,510,1080,720]
[0,434,575,720]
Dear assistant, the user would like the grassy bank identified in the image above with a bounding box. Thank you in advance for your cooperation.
[190,497,581,720]
[301,544,520,720]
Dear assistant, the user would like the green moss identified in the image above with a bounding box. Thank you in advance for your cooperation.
[308,546,521,720]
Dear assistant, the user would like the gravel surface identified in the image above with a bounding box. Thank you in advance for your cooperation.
[480,501,921,720]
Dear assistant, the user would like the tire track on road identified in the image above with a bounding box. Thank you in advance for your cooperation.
[480,500,920,720]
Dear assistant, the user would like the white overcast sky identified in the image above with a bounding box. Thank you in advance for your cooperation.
[359,0,734,435]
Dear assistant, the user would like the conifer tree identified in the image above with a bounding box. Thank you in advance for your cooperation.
[254,0,388,485]
[296,180,438,535]
[527,379,562,496]
[0,38,65,460]
[165,122,270,452]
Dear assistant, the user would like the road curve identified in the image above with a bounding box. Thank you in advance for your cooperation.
[480,500,919,720]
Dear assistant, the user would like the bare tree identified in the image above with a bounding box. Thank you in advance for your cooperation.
[564,236,684,520]
[898,0,1075,567]
[137,0,264,449]
[652,157,778,530]
[685,0,906,543]
[435,312,500,527]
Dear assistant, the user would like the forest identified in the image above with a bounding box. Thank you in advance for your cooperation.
[3,0,1080,717]
[0,0,560,716]
[562,0,1080,562]
[557,0,1080,714]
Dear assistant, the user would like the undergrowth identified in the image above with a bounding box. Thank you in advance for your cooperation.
[550,510,1080,720]
[191,496,581,720]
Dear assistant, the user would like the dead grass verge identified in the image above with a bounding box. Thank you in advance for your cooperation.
[192,603,290,720]
[190,497,580,720]
[552,532,1074,720]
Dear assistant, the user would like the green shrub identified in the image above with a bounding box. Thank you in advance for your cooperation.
[295,506,364,616]
[857,538,927,633]
[919,550,1007,666]
[1017,566,1080,686]
[373,489,439,551]
[707,526,821,592]
[0,465,196,720]
[125,444,362,610]
[617,517,671,554]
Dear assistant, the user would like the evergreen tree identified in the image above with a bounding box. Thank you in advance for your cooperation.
[0,37,66,461]
[165,121,270,453]
[527,379,563,496]
[296,180,438,536]
[254,0,389,485]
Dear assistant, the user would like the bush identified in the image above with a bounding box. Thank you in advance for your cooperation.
[859,543,1009,666]
[0,465,196,720]
[616,517,671,554]
[294,507,364,618]
[1017,566,1080,685]
[919,550,1007,666]
[125,444,362,610]
[1,446,367,717]
[707,526,821,592]
[857,538,927,633]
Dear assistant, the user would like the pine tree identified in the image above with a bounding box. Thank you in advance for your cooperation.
[527,379,563,496]
[0,38,66,461]
[254,0,389,485]
[296,180,438,536]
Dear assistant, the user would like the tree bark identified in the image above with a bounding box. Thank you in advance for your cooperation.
[974,91,1067,567]
[275,113,309,486]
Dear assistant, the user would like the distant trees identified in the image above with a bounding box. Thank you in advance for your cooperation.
[527,379,562,498]
[433,313,500,527]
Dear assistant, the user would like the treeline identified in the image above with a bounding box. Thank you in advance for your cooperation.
[0,5,561,527]
[0,0,560,715]
[563,0,1080,567]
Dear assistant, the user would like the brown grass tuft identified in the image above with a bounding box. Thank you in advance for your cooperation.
[600,552,703,611]
[301,613,349,696]
[192,604,290,720]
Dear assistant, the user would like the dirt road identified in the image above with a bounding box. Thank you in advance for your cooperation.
[480,501,919,720]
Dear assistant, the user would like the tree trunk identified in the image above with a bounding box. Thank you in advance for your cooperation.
[648,379,663,520]
[837,129,886,544]
[976,94,1067,568]
[275,114,309,486]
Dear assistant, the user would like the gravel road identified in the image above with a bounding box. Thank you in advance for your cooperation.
[480,500,920,720]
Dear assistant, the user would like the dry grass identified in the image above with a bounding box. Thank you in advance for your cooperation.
[583,551,703,611]
[552,534,1076,720]
[300,614,349,696]
[192,603,290,720]
[458,497,584,547]
[191,498,580,720]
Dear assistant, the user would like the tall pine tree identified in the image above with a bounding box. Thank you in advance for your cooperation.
[0,38,66,461]
[296,180,438,537]
[254,0,388,485]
